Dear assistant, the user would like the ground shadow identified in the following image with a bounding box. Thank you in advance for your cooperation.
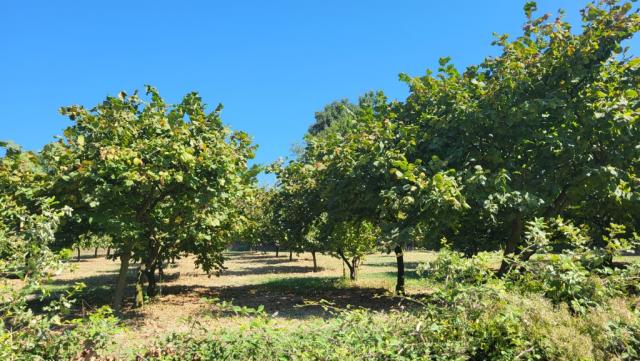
[233,258,299,265]
[364,261,421,269]
[158,277,411,320]
[42,267,182,309]
[220,265,325,276]
[70,253,115,262]
[42,255,421,322]
[378,270,421,280]
[225,253,282,261]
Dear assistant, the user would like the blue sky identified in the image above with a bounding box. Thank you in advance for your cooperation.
[1,1,637,184]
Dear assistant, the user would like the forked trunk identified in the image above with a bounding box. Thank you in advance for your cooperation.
[343,261,355,280]
[338,252,357,281]
[395,245,405,295]
[349,263,357,280]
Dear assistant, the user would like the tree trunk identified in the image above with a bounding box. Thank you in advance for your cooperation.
[275,246,279,257]
[395,245,405,295]
[135,266,145,308]
[112,243,133,311]
[312,251,318,272]
[106,246,111,258]
[157,262,164,296]
[94,247,99,258]
[144,265,158,297]
[77,246,81,262]
[338,252,357,281]
[344,261,355,280]
[497,211,524,276]
[143,236,160,298]
[289,250,293,261]
[349,261,357,280]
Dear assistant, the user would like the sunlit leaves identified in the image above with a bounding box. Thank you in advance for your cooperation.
[273,0,640,259]
[49,86,256,277]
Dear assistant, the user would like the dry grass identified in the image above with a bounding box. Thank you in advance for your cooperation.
[51,250,435,354]
[47,249,640,356]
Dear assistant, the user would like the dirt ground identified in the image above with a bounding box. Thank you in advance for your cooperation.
[47,249,640,357]
[52,250,435,354]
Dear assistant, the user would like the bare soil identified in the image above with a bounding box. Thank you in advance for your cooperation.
[52,250,435,353]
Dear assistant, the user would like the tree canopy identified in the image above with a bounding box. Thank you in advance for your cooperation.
[270,0,640,292]
[44,86,257,309]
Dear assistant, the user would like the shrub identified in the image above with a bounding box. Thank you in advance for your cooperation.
[416,246,495,287]
[139,293,639,361]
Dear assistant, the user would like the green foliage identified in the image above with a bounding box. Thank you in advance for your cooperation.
[395,0,640,256]
[308,99,359,135]
[235,184,278,251]
[0,147,120,360]
[74,232,112,256]
[269,159,322,255]
[270,0,640,295]
[142,289,640,361]
[2,0,640,358]
[0,144,68,286]
[327,220,379,259]
[0,300,120,361]
[417,245,495,288]
[45,86,256,305]
[135,240,640,360]
[326,220,380,279]
[420,217,640,316]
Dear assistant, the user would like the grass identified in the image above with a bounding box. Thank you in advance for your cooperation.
[45,249,435,354]
[44,248,638,357]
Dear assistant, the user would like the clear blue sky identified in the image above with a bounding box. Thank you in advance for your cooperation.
[1,1,637,184]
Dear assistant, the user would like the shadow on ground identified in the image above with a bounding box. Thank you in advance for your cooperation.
[220,265,325,276]
[42,267,180,311]
[51,273,408,321]
[43,254,422,322]
[364,261,421,269]
[363,270,421,281]
[159,276,405,320]
[227,255,308,265]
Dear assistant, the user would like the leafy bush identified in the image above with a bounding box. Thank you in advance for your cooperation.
[508,255,617,313]
[497,218,640,313]
[416,246,495,287]
[139,290,639,361]
[0,153,120,360]
[134,217,640,360]
[0,303,120,361]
